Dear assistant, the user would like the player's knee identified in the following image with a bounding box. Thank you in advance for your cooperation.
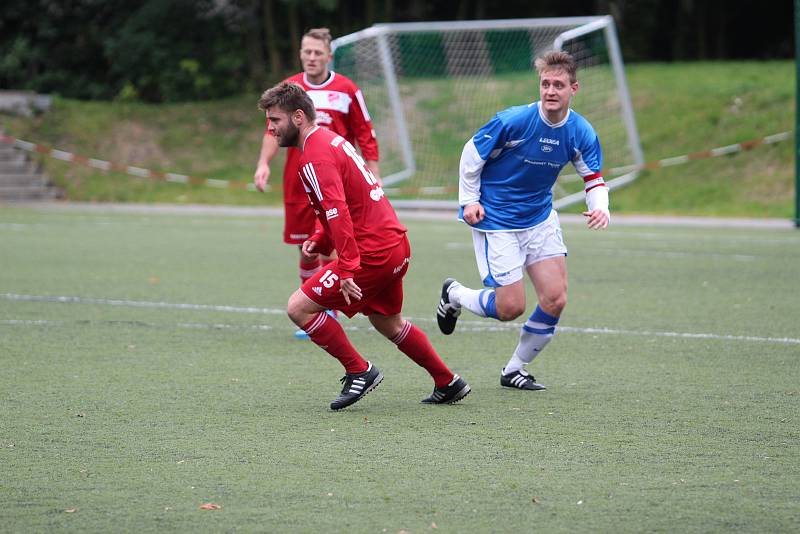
[370,315,404,339]
[286,291,306,325]
[540,292,567,316]
[496,300,525,321]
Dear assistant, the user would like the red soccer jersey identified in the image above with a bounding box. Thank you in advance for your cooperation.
[271,71,379,204]
[298,127,406,279]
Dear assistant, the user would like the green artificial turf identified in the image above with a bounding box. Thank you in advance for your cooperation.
[1,206,799,532]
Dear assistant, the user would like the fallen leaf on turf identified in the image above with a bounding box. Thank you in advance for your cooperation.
[199,503,222,510]
[431,521,438,528]
[532,496,540,504]
[65,508,78,513]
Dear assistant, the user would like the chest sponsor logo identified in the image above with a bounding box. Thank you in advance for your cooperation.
[539,137,560,145]
[524,159,562,169]
[325,207,338,220]
[541,145,553,153]
[307,90,352,113]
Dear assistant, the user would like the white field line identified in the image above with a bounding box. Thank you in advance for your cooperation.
[0,293,285,315]
[2,293,799,345]
[445,241,760,261]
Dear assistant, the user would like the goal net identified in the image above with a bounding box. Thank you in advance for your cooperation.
[331,17,643,209]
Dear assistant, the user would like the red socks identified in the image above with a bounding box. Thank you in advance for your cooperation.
[302,312,368,375]
[299,257,321,283]
[391,321,454,388]
[301,315,453,387]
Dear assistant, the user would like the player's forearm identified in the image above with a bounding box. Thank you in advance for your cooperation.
[258,134,279,167]
[326,206,361,277]
[585,184,610,214]
[459,139,484,206]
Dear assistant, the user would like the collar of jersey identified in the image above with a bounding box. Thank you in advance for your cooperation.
[302,126,321,151]
[536,102,571,128]
[303,71,336,89]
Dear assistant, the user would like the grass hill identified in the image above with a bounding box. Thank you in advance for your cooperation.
[0,61,795,218]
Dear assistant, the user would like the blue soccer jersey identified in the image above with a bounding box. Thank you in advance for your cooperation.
[459,101,604,231]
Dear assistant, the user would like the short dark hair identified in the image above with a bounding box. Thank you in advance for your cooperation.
[534,51,578,83]
[302,27,332,50]
[257,82,316,121]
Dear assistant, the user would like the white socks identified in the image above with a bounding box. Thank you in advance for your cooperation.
[503,305,559,375]
[449,282,498,319]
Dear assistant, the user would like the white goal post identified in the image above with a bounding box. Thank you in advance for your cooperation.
[331,16,644,209]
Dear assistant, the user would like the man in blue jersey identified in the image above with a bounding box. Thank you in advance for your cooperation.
[436,50,610,391]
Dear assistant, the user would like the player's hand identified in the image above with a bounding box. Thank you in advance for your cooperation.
[463,203,485,225]
[339,278,362,306]
[582,209,610,230]
[254,164,270,193]
[301,240,320,261]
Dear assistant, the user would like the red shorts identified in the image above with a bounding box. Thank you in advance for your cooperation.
[283,201,316,245]
[282,149,315,245]
[300,235,411,318]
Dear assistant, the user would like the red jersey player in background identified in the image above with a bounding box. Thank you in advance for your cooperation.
[257,82,470,410]
[253,28,380,339]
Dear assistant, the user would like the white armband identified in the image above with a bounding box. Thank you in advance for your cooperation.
[586,185,610,215]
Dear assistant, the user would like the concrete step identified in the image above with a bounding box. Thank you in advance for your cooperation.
[0,185,61,201]
[0,160,35,173]
[0,142,63,200]
[0,174,49,186]
[0,150,26,162]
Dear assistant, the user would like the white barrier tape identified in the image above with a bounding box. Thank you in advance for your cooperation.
[1,130,792,195]
[0,132,269,192]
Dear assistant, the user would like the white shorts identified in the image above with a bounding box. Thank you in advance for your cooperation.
[472,210,567,288]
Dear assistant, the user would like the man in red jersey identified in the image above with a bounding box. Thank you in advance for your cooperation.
[258,82,470,410]
[253,28,380,340]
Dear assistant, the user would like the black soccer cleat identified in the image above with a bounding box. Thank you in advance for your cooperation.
[436,278,462,335]
[421,374,471,404]
[330,363,383,411]
[500,368,546,391]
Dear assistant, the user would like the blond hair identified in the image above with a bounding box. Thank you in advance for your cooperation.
[302,28,332,50]
[534,51,578,83]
